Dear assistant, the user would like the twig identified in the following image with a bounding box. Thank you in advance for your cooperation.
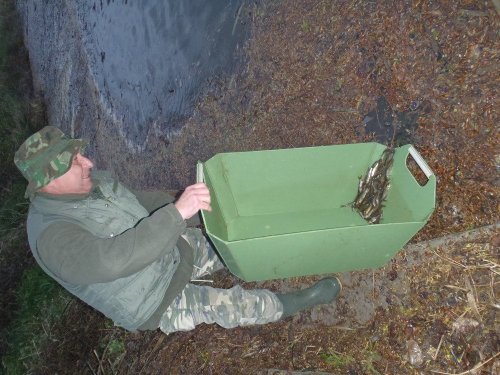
[107,359,116,375]
[465,275,482,321]
[151,334,166,354]
[330,107,358,113]
[331,325,360,331]
[226,342,245,347]
[372,271,376,301]
[61,298,74,317]
[86,361,98,375]
[430,351,500,374]
[432,249,467,269]
[139,335,166,373]
[488,268,500,276]
[242,351,257,358]
[481,260,500,276]
[444,285,468,292]
[482,259,499,268]
[459,9,488,17]
[432,335,445,361]
[113,350,126,372]
[93,349,104,375]
[408,223,499,252]
[190,279,214,283]
[490,273,497,302]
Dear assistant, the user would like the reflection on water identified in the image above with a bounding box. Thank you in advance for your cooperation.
[77,0,248,146]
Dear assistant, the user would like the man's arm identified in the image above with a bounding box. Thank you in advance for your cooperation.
[37,204,186,285]
[132,189,201,227]
[131,190,176,213]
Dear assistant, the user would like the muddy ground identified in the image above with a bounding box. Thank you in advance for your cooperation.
[31,1,499,374]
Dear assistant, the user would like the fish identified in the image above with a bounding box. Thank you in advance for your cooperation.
[351,147,395,224]
[355,188,370,206]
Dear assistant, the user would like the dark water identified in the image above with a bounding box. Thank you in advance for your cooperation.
[77,0,248,147]
[361,96,424,146]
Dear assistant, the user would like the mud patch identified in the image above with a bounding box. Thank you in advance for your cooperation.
[360,96,424,145]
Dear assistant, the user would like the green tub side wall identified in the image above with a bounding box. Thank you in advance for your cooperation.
[383,144,436,223]
[207,221,426,281]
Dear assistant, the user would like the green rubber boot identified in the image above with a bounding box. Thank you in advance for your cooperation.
[277,277,342,318]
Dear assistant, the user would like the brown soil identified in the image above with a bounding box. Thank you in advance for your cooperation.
[34,1,499,374]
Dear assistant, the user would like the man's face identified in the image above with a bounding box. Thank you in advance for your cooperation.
[42,153,94,195]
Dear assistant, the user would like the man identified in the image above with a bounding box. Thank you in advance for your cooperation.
[14,126,341,333]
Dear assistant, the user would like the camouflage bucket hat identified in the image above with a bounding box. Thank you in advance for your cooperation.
[14,126,88,197]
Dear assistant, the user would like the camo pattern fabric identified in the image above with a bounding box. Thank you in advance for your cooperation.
[14,126,87,197]
[159,228,283,333]
[181,228,226,278]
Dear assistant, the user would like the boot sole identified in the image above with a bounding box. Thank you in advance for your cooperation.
[322,276,342,293]
[317,277,342,302]
[335,276,343,293]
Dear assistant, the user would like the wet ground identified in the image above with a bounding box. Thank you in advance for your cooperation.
[33,0,499,374]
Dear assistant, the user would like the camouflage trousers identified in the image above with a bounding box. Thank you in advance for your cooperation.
[159,228,283,334]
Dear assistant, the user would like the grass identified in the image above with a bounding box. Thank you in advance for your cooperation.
[89,331,127,374]
[0,1,71,374]
[0,0,45,233]
[320,345,383,374]
[1,268,71,374]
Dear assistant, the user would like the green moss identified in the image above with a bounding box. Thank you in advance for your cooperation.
[301,20,310,32]
[320,351,355,368]
[2,267,71,374]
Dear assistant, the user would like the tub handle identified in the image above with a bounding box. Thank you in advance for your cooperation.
[408,145,433,178]
[196,161,205,183]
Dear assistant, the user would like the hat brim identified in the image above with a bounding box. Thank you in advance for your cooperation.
[24,138,88,198]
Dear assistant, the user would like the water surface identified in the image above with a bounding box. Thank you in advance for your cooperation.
[77,0,248,146]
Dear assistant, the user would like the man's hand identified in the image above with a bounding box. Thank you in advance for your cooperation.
[174,183,212,220]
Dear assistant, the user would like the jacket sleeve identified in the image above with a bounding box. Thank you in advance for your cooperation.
[131,190,176,213]
[132,189,201,227]
[36,204,187,285]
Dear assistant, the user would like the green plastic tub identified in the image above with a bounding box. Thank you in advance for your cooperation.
[198,143,436,281]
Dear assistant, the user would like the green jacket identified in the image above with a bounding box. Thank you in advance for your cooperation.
[26,171,194,331]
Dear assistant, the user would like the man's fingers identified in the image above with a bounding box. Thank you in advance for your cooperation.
[174,182,213,220]
[184,184,210,201]
[196,195,211,209]
[200,202,212,212]
[185,191,210,204]
[185,182,209,192]
[198,193,211,203]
